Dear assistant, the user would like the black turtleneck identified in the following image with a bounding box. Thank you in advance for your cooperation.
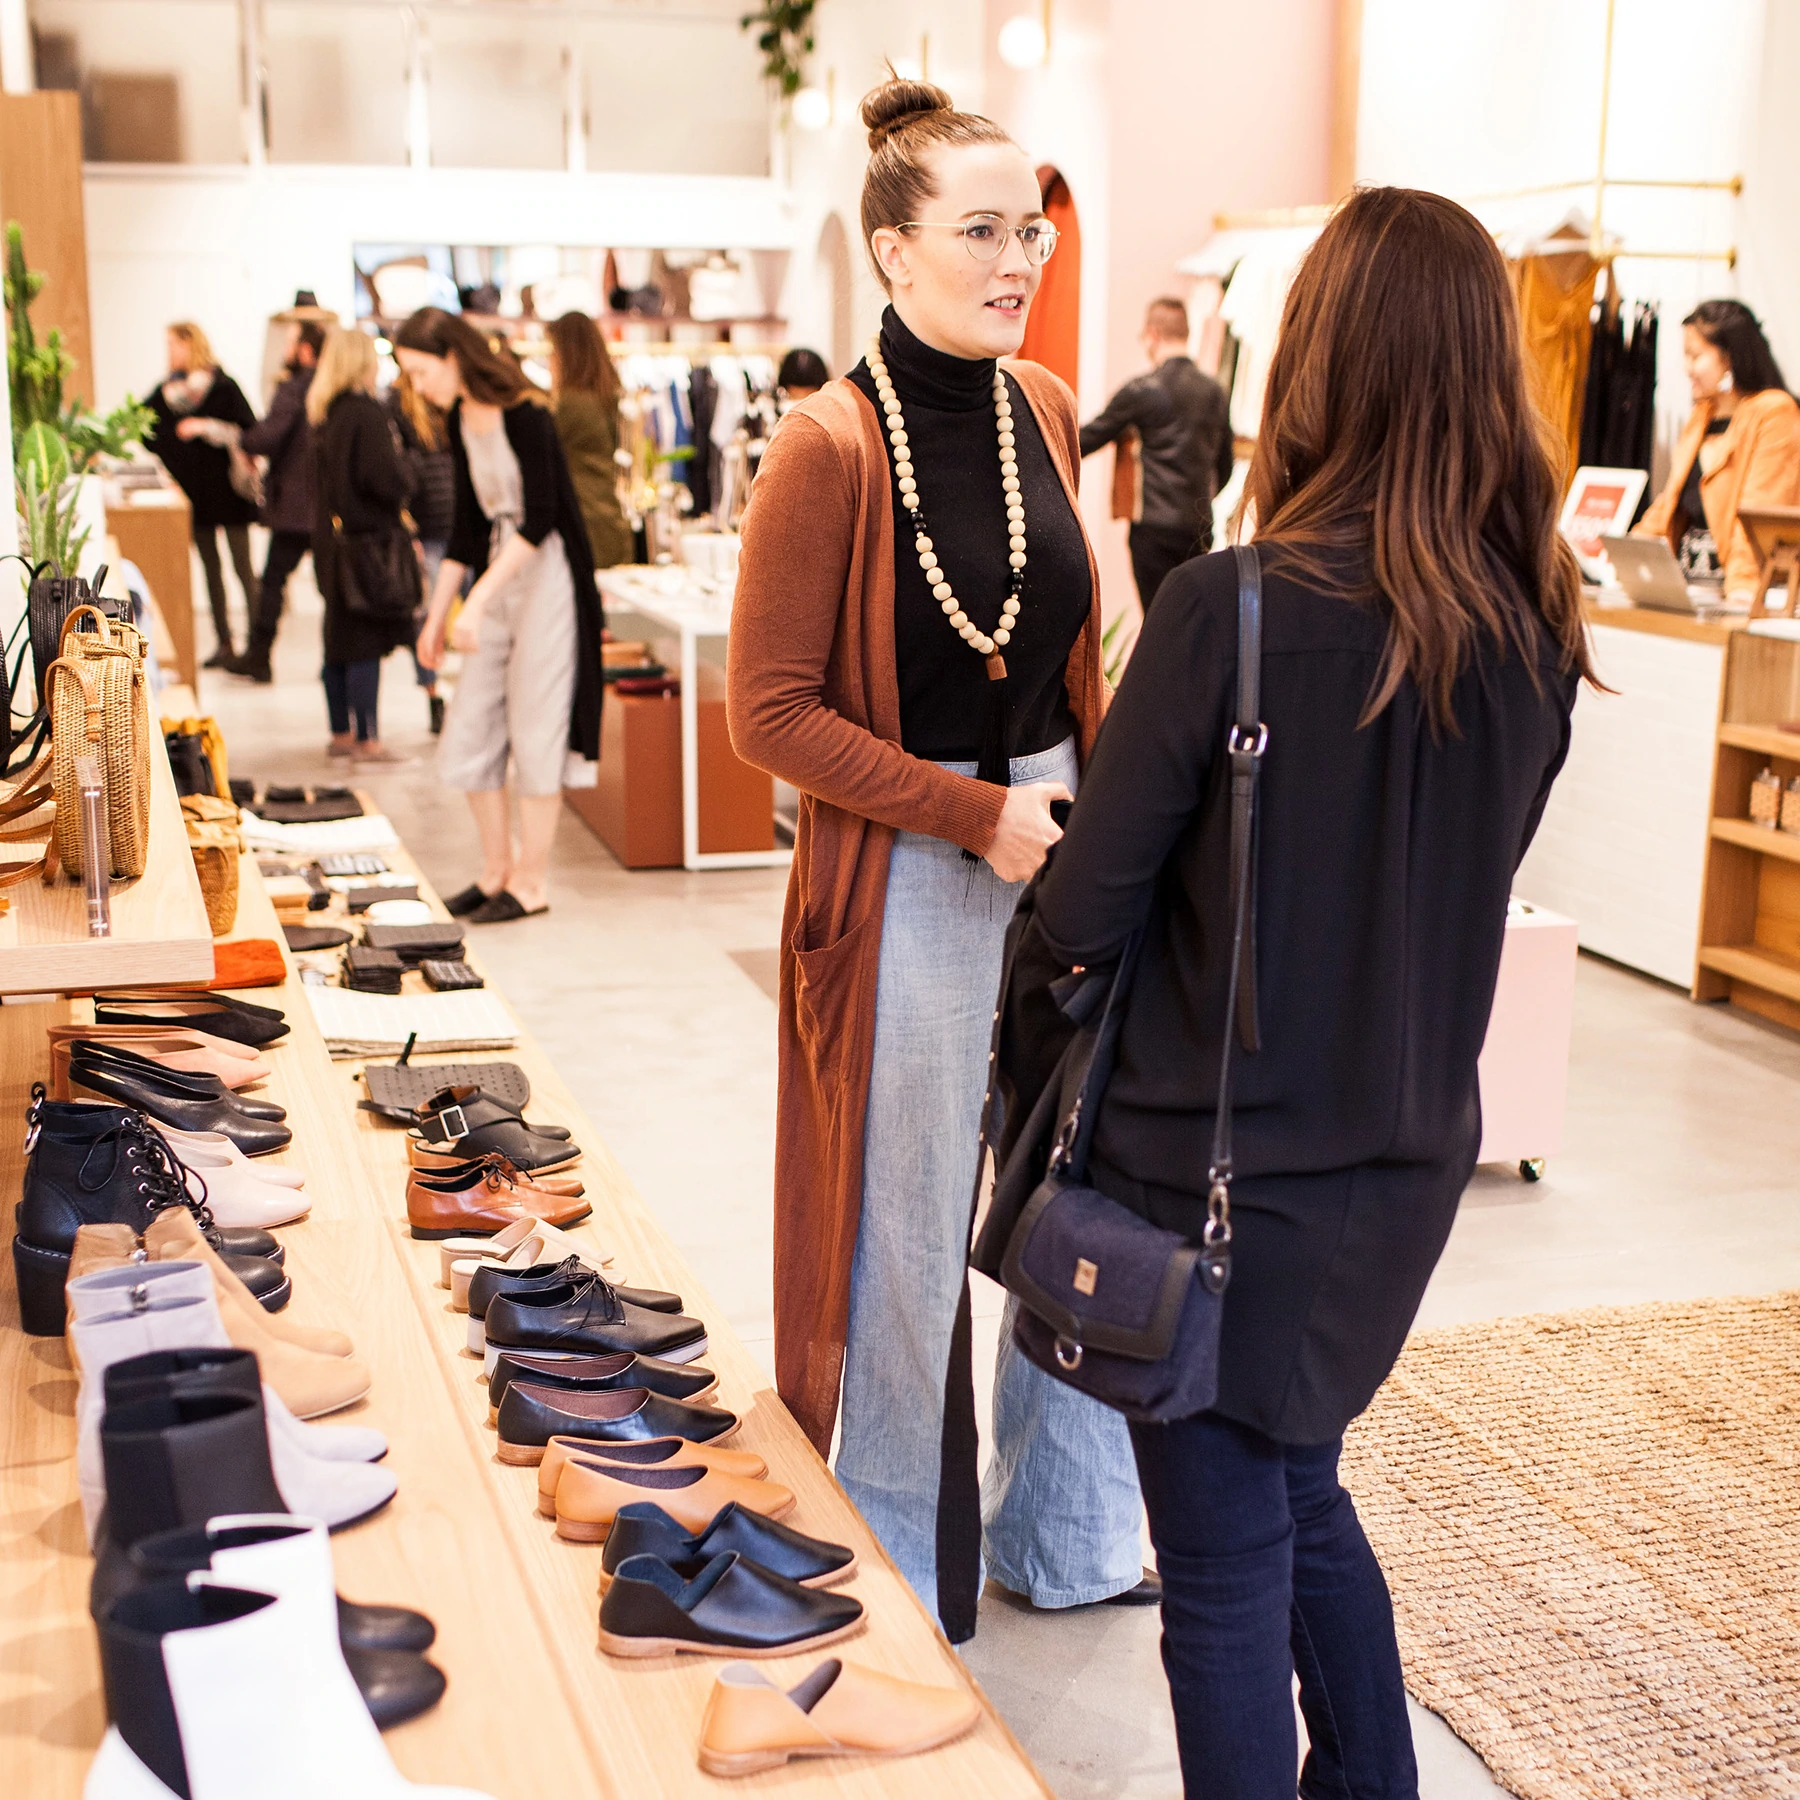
[848,307,1089,767]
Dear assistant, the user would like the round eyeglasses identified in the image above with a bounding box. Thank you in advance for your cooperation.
[898,215,1059,265]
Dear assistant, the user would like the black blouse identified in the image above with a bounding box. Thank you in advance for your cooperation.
[848,308,1089,765]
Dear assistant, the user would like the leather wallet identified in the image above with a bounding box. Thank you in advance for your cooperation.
[421,958,484,991]
[283,924,353,952]
[345,945,405,994]
[364,922,466,963]
[345,883,418,913]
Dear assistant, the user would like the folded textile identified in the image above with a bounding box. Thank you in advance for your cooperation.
[304,985,519,1058]
[238,811,401,856]
[209,938,288,990]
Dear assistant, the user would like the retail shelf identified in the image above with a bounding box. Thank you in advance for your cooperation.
[1710,817,1800,863]
[1718,721,1800,761]
[0,722,212,996]
[1695,943,1800,1005]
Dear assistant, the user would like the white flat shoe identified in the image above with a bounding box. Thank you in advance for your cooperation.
[156,1123,306,1190]
[179,1147,311,1229]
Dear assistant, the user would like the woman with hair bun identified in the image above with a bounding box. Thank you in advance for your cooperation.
[728,77,1145,1637]
[1634,299,1800,597]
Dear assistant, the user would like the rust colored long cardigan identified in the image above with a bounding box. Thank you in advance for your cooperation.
[727,362,1105,1455]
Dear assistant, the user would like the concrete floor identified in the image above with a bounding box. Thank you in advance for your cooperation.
[197,563,1800,1799]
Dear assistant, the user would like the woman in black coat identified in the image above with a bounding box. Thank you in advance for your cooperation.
[999,189,1594,1798]
[142,321,258,665]
[307,327,416,764]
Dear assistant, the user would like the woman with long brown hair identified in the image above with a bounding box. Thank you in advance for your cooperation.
[397,307,604,924]
[546,311,632,571]
[1018,187,1591,1793]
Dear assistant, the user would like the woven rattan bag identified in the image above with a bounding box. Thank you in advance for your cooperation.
[45,605,150,880]
[181,793,242,934]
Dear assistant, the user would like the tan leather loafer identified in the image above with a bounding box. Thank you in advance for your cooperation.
[554,1454,794,1543]
[406,1160,593,1239]
[536,1433,768,1517]
[698,1659,980,1777]
[410,1138,586,1197]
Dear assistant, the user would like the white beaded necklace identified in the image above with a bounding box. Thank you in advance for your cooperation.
[867,333,1025,683]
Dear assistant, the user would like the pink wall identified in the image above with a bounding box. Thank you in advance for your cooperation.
[983,0,1336,626]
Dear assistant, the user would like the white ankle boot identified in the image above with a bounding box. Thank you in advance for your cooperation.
[68,1268,396,1535]
[154,1122,306,1188]
[87,1571,492,1800]
[177,1144,311,1228]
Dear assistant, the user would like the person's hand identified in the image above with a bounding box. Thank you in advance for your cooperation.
[174,418,206,440]
[415,613,447,671]
[448,599,484,656]
[984,780,1071,884]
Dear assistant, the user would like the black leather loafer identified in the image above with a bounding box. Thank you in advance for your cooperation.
[598,1551,865,1658]
[488,1349,717,1415]
[468,1256,683,1321]
[601,1501,857,1590]
[338,1594,437,1655]
[344,1644,448,1730]
[411,1085,579,1172]
[70,1042,289,1120]
[495,1381,738,1464]
[67,1048,294,1155]
[483,1276,707,1365]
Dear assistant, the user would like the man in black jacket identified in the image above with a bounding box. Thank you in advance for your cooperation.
[226,319,324,681]
[1080,297,1234,615]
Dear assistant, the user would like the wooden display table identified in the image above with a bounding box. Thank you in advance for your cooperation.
[0,833,1049,1795]
[0,717,212,996]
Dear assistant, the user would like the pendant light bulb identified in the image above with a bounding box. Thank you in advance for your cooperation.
[997,14,1049,69]
[791,86,831,131]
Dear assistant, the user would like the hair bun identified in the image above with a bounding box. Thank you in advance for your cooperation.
[861,76,954,149]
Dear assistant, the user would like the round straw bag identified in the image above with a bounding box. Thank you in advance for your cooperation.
[46,605,150,880]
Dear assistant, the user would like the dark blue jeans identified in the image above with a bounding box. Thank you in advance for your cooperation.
[322,658,381,743]
[1129,1411,1418,1800]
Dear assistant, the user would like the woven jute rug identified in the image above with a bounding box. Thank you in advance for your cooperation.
[1341,1291,1800,1800]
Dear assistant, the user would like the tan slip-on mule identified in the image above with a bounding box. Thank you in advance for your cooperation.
[437,1215,616,1290]
[554,1455,794,1544]
[48,1029,274,1099]
[536,1433,768,1517]
[697,1659,981,1778]
[147,1216,361,1368]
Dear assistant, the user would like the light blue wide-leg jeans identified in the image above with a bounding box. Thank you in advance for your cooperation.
[833,739,1143,1622]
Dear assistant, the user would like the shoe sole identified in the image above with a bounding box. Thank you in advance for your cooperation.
[326,1488,397,1532]
[597,1616,865,1661]
[560,1491,794,1545]
[254,1275,294,1312]
[696,1707,977,1777]
[482,1334,709,1377]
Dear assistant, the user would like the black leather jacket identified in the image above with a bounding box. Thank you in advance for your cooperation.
[1080,356,1233,537]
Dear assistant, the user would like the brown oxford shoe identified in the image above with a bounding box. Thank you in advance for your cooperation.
[406,1137,585,1197]
[405,1156,593,1240]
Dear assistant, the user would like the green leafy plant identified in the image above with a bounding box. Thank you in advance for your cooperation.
[1101,610,1138,686]
[17,452,88,569]
[740,0,816,98]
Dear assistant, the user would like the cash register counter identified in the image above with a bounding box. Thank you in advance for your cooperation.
[1515,595,1746,991]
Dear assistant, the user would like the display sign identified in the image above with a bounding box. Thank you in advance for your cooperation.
[1560,466,1649,582]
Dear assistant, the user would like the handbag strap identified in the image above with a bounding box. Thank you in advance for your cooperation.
[1047,549,1266,1231]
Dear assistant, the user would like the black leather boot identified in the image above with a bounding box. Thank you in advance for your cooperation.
[13,1095,289,1336]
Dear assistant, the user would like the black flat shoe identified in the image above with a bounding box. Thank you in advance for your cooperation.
[483,1275,707,1366]
[412,1086,579,1173]
[488,1348,717,1414]
[68,1048,293,1156]
[598,1551,865,1658]
[495,1381,737,1463]
[1099,1572,1164,1607]
[443,883,491,918]
[601,1501,856,1591]
[69,1042,289,1120]
[92,991,290,1049]
[467,889,547,925]
[468,1256,683,1323]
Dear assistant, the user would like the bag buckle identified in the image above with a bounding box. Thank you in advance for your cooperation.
[1048,1096,1082,1175]
[1227,721,1268,760]
[426,1102,470,1144]
[1054,1335,1084,1371]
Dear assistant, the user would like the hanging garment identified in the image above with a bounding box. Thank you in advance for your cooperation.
[1579,298,1659,520]
[1510,249,1601,487]
[1017,168,1081,393]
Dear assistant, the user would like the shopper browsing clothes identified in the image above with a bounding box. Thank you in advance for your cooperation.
[388,367,455,734]
[308,326,417,765]
[225,317,324,683]
[1012,187,1589,1797]
[728,77,1145,1633]
[1633,299,1800,596]
[1078,295,1234,614]
[400,309,604,925]
[143,322,259,667]
[546,310,633,571]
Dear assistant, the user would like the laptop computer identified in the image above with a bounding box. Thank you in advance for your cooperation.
[1600,536,1726,615]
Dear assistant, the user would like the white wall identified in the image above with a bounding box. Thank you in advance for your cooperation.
[1740,0,1800,382]
[83,164,797,410]
[1357,0,1768,472]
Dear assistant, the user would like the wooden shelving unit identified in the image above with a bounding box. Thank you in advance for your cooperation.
[1695,632,1800,1032]
[0,713,213,996]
